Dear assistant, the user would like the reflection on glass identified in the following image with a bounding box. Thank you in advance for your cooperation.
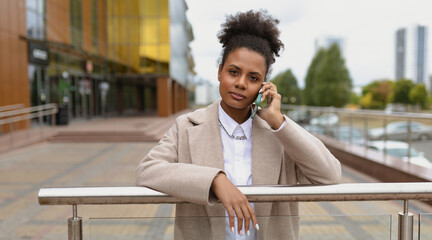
[107,0,170,74]
[26,0,45,40]
[88,215,391,240]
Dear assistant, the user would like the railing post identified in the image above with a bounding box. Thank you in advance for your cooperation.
[9,121,14,146]
[364,115,369,149]
[383,115,387,155]
[407,119,412,161]
[398,200,413,240]
[68,205,82,240]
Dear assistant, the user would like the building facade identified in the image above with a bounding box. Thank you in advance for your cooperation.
[395,25,429,91]
[314,35,345,57]
[0,0,194,129]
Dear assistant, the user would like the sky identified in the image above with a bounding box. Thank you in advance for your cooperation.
[184,0,432,89]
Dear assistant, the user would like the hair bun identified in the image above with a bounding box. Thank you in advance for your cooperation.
[218,9,284,58]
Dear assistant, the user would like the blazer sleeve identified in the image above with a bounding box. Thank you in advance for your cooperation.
[135,118,222,205]
[274,115,342,184]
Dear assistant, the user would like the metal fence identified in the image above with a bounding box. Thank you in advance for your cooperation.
[38,182,432,240]
[0,103,58,149]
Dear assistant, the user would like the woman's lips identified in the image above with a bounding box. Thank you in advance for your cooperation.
[230,92,246,100]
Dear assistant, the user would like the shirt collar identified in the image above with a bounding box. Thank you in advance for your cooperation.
[218,103,253,140]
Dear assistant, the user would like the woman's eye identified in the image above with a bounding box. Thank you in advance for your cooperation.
[229,70,238,75]
[250,76,258,81]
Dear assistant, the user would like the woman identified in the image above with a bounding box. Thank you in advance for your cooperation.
[136,9,341,240]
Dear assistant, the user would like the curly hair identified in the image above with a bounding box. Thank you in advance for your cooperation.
[217,9,284,75]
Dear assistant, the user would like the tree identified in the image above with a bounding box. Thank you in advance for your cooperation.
[312,43,352,107]
[272,69,301,104]
[303,48,325,105]
[391,79,414,104]
[359,80,393,109]
[409,84,428,108]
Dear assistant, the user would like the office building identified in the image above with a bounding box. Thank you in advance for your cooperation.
[0,0,194,131]
[395,25,429,90]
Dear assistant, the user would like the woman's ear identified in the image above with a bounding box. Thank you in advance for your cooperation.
[218,65,222,81]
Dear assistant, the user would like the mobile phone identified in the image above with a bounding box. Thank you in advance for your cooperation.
[250,78,267,119]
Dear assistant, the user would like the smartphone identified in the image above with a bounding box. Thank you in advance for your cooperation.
[250,78,267,119]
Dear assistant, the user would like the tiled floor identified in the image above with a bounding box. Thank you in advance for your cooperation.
[1,120,431,239]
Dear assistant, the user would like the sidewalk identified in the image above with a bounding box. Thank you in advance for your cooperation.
[0,109,191,153]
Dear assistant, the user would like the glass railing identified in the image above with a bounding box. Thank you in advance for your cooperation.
[38,183,432,240]
[88,215,392,240]
[419,213,432,240]
[280,104,432,167]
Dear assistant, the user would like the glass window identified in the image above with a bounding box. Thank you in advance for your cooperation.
[91,0,99,52]
[159,44,170,62]
[26,0,45,40]
[160,0,168,16]
[159,18,169,44]
[112,0,128,16]
[70,0,83,47]
[143,0,158,17]
[129,18,141,44]
[143,18,158,44]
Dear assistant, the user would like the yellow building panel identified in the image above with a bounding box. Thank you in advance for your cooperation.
[129,18,141,44]
[143,0,158,17]
[159,44,170,63]
[160,0,168,16]
[143,18,158,44]
[159,17,169,44]
[107,0,171,73]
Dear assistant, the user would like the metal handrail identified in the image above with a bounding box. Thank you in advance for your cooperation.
[0,104,25,112]
[38,182,432,205]
[38,183,432,240]
[0,104,58,150]
[0,103,57,118]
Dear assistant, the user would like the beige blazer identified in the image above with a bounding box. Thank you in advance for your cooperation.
[136,100,341,240]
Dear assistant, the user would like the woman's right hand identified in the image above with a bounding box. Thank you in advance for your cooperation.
[211,173,258,236]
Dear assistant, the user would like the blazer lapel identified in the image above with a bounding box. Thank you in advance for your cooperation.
[187,101,226,236]
[187,101,224,170]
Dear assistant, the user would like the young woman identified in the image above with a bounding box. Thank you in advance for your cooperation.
[136,10,341,240]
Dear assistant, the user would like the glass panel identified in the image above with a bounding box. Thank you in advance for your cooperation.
[159,44,170,63]
[419,213,432,240]
[143,19,158,44]
[143,0,158,17]
[117,18,129,44]
[111,0,128,16]
[91,0,98,52]
[159,0,168,16]
[159,17,169,44]
[129,18,141,44]
[89,215,391,240]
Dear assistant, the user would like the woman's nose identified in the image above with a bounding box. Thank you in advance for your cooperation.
[235,75,247,89]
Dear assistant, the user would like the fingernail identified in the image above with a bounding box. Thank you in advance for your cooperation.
[256,224,260,230]
[261,97,264,102]
[231,227,235,233]
[247,230,250,236]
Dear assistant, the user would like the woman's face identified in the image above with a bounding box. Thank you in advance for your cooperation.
[218,47,267,117]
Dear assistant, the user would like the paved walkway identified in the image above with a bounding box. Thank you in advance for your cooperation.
[0,110,190,153]
[0,113,432,239]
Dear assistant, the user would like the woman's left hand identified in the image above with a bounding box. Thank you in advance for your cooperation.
[256,82,285,129]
